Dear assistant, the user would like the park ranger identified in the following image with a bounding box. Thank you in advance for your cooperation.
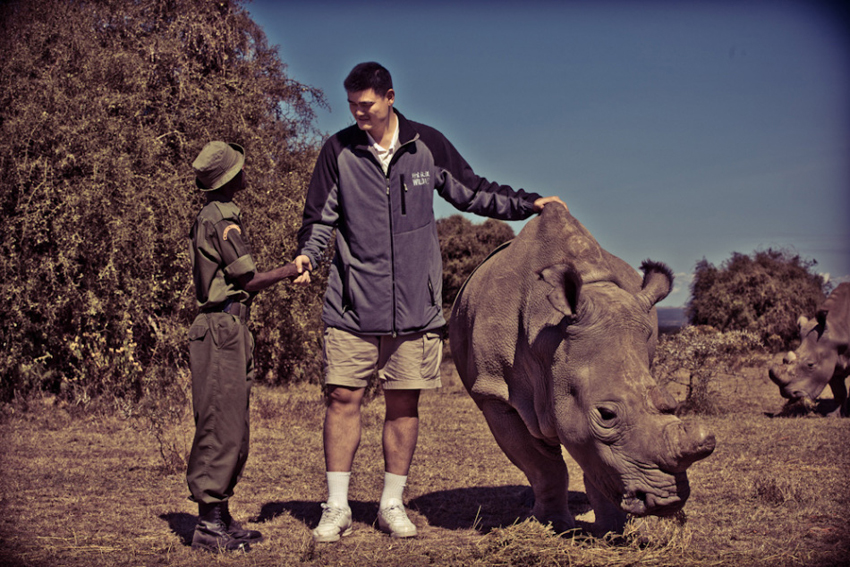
[187,141,307,552]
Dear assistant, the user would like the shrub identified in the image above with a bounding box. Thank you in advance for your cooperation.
[438,215,515,316]
[0,0,326,405]
[653,326,763,415]
[686,249,829,352]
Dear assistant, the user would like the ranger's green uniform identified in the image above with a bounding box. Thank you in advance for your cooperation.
[187,200,258,505]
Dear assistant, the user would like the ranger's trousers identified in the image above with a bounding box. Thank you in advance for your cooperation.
[186,312,255,505]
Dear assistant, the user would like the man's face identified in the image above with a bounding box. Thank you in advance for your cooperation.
[348,88,394,134]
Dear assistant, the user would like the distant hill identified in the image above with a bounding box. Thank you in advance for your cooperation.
[657,306,687,334]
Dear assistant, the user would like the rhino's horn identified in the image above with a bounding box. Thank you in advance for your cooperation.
[768,365,791,387]
[636,260,674,312]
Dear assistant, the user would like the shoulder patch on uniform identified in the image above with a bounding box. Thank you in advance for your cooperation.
[222,224,242,241]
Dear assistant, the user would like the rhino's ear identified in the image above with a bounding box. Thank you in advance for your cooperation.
[636,260,674,312]
[539,263,583,319]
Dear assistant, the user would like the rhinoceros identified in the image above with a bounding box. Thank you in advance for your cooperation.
[449,204,716,534]
[768,283,850,417]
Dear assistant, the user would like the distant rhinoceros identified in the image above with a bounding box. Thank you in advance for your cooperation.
[449,204,716,534]
[768,283,850,417]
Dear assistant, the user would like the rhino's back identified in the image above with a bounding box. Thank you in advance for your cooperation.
[450,205,643,401]
[450,239,527,403]
[820,282,850,351]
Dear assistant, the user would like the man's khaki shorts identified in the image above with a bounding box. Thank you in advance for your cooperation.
[322,326,443,390]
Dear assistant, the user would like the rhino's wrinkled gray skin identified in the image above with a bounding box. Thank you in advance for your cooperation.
[769,283,850,418]
[449,204,716,534]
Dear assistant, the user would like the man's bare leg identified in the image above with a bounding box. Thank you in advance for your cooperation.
[382,389,420,475]
[324,385,366,472]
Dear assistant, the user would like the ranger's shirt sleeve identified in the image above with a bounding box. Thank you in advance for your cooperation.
[296,139,340,267]
[190,208,257,308]
[420,125,541,221]
[214,216,257,280]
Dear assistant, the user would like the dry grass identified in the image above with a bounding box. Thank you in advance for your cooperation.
[1,351,848,566]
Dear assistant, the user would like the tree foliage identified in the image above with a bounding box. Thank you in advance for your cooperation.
[686,249,829,351]
[0,0,327,405]
[654,326,763,415]
[437,215,515,316]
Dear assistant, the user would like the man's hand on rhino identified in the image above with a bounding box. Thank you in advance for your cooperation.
[533,196,568,213]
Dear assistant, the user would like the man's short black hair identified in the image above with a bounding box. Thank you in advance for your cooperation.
[344,62,393,96]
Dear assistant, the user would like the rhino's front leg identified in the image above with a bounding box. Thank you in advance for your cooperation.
[584,474,628,535]
[480,398,575,533]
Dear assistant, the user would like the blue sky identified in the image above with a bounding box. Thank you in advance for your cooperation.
[247,0,849,306]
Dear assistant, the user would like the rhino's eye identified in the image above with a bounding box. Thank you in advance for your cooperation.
[597,406,618,425]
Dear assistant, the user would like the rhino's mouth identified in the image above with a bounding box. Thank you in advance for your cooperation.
[788,391,817,405]
[775,387,817,408]
[620,473,690,517]
[620,492,681,516]
[768,368,820,403]
[779,396,816,415]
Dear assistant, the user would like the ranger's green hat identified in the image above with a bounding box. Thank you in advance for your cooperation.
[193,141,245,191]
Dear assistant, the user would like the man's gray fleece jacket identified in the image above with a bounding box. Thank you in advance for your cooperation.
[296,110,541,336]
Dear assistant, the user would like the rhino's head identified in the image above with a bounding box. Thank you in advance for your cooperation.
[769,313,840,405]
[538,260,716,517]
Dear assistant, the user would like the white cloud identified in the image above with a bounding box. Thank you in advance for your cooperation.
[827,273,850,286]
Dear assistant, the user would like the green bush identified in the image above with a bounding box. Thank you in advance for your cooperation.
[0,0,326,406]
[653,326,763,415]
[437,215,515,316]
[687,249,829,352]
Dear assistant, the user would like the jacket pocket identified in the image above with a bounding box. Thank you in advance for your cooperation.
[400,174,408,215]
[394,170,434,233]
[341,264,353,314]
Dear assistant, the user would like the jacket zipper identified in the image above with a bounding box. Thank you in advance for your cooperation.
[385,171,398,336]
[383,135,417,336]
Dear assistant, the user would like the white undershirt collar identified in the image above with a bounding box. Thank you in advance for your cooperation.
[367,118,400,174]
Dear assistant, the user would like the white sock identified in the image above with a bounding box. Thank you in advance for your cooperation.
[326,471,351,509]
[380,472,408,510]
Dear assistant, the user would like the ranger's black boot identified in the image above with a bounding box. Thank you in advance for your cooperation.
[222,501,263,542]
[191,502,251,553]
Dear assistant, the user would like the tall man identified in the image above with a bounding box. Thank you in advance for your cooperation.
[294,62,566,542]
[188,141,306,552]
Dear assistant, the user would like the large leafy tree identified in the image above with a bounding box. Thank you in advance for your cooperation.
[686,249,829,351]
[437,215,515,317]
[0,0,326,404]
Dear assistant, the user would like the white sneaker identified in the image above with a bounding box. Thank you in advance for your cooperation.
[377,500,418,538]
[312,503,352,543]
